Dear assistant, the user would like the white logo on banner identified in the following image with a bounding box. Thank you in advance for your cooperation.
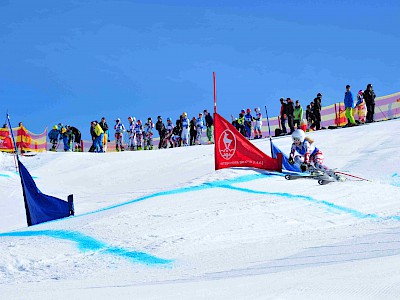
[218,129,236,160]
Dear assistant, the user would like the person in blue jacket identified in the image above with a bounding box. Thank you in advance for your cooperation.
[344,84,356,127]
[244,108,253,139]
[48,125,60,151]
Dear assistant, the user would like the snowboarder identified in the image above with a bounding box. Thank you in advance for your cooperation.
[288,129,342,180]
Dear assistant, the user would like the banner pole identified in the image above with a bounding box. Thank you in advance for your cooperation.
[264,105,273,157]
[213,72,217,114]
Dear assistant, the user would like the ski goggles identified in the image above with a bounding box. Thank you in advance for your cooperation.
[292,137,301,142]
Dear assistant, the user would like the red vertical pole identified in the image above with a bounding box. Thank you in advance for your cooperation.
[213,72,217,114]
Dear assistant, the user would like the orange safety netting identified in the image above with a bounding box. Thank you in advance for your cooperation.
[0,126,47,153]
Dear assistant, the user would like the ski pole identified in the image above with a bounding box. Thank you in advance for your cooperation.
[264,105,273,157]
[335,171,371,182]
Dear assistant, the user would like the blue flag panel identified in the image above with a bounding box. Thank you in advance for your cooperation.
[18,160,73,226]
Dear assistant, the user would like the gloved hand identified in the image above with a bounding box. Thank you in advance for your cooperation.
[288,156,295,165]
[300,163,308,172]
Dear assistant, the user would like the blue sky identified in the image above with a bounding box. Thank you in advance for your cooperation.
[1,0,399,139]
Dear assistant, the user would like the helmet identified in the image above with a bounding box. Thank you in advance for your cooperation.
[137,119,141,124]
[246,108,251,113]
[358,90,364,95]
[167,117,171,122]
[53,125,58,130]
[292,129,305,143]
[61,128,67,134]
[128,116,133,120]
[241,109,245,114]
[255,107,260,113]
[199,112,203,116]
[317,93,322,97]
[116,118,120,122]
[183,112,187,117]
[148,117,152,121]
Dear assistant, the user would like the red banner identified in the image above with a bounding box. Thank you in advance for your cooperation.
[214,113,282,172]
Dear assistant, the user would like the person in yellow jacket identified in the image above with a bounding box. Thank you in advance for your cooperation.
[92,121,104,153]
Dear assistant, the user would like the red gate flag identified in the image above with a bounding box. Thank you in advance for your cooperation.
[214,113,282,172]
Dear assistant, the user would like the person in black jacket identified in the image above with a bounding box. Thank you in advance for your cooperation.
[155,116,165,149]
[313,93,322,130]
[203,109,214,144]
[279,98,287,134]
[67,125,82,151]
[189,117,197,146]
[364,84,376,123]
[286,98,295,134]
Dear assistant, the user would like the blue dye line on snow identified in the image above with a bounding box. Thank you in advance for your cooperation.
[78,171,400,222]
[0,230,172,266]
[0,173,11,178]
[3,171,400,265]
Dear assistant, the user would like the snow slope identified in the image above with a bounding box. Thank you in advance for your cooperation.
[1,119,400,299]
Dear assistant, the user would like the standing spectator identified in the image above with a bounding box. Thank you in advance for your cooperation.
[143,117,154,150]
[344,85,356,127]
[253,107,262,139]
[48,125,60,151]
[60,126,71,152]
[189,117,197,146]
[127,116,136,151]
[293,100,303,130]
[203,109,214,144]
[155,116,165,149]
[195,112,205,145]
[364,83,376,123]
[89,121,96,152]
[92,121,104,152]
[134,120,143,150]
[313,93,322,130]
[244,108,253,139]
[67,125,82,152]
[237,111,246,136]
[181,112,190,146]
[306,102,315,129]
[175,116,183,147]
[114,118,125,151]
[279,98,287,134]
[355,90,367,123]
[99,117,109,152]
[163,117,174,148]
[172,120,182,147]
[286,98,295,134]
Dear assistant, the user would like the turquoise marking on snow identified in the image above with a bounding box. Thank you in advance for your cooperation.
[0,230,172,266]
[220,185,380,220]
[0,173,11,178]
[73,171,400,222]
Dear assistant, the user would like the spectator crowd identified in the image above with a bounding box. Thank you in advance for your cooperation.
[42,83,376,152]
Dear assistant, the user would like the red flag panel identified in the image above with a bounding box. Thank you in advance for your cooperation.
[214,113,281,172]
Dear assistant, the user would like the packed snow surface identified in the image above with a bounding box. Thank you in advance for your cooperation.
[1,119,400,299]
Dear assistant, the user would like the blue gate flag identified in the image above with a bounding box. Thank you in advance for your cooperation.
[271,141,301,172]
[18,160,74,226]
